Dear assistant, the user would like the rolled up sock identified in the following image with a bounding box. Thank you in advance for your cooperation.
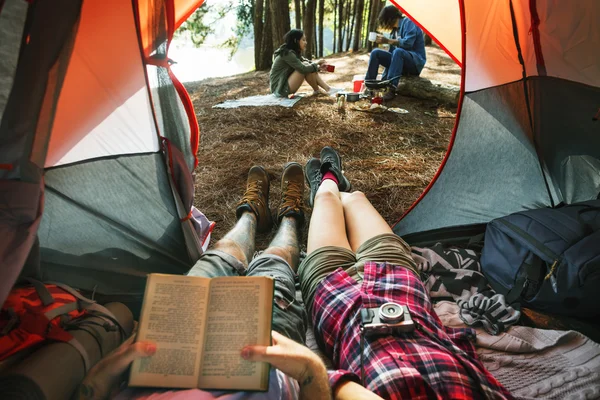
[321,171,339,185]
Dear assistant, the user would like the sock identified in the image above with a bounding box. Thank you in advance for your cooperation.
[321,171,338,185]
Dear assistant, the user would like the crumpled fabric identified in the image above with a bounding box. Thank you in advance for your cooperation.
[411,243,520,335]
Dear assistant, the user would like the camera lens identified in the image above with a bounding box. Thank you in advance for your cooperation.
[379,302,404,323]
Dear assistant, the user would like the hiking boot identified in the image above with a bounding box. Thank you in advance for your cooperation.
[278,162,306,225]
[304,158,322,208]
[319,146,352,192]
[383,86,397,101]
[236,166,272,233]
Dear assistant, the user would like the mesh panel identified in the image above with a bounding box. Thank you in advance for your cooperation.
[530,77,600,203]
[39,153,191,296]
[147,61,194,170]
[0,0,27,124]
[140,0,197,171]
[395,84,552,236]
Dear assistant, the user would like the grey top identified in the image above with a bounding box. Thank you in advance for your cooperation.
[269,45,318,97]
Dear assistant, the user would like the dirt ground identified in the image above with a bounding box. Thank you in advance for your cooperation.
[185,44,460,248]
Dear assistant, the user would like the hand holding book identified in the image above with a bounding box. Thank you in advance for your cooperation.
[242,331,331,399]
[78,331,331,400]
[77,334,156,400]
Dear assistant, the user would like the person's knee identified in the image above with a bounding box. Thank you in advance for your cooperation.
[370,48,385,59]
[314,186,340,205]
[262,246,290,261]
[392,48,409,59]
[341,190,367,207]
[212,239,247,264]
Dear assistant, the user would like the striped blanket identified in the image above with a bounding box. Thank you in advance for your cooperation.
[411,244,520,335]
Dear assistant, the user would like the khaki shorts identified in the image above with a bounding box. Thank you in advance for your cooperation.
[187,250,308,344]
[298,233,418,314]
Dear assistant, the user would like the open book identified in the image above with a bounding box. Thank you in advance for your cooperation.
[129,273,274,391]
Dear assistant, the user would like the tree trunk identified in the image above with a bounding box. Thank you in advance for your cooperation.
[259,0,273,70]
[333,0,337,53]
[314,18,318,57]
[294,0,302,29]
[362,0,369,47]
[337,0,344,53]
[366,0,382,51]
[345,0,355,51]
[302,0,316,58]
[253,0,264,70]
[364,0,372,48]
[301,0,306,29]
[351,0,364,52]
[270,0,291,50]
[396,76,459,106]
[318,0,324,57]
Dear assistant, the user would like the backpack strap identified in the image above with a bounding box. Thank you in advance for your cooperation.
[46,282,127,373]
[66,338,92,373]
[44,302,79,320]
[22,278,54,307]
[49,282,127,340]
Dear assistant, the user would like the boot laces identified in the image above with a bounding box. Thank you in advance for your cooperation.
[312,169,322,184]
[281,181,303,211]
[238,180,263,208]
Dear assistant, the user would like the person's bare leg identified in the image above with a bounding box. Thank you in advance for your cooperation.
[304,72,321,92]
[315,73,331,91]
[262,216,301,272]
[288,71,307,94]
[307,179,352,254]
[212,212,256,267]
[340,191,393,252]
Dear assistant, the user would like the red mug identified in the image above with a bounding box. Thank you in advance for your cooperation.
[324,64,335,72]
[371,96,383,105]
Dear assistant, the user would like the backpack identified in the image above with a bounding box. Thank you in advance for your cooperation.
[0,279,126,371]
[480,199,600,317]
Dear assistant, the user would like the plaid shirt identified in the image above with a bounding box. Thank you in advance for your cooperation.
[312,262,514,399]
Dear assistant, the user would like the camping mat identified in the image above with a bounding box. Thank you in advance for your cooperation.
[213,94,306,109]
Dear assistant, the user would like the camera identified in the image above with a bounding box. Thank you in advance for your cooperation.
[360,302,415,337]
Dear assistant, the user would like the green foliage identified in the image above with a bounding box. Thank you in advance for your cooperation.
[219,0,254,58]
[176,5,213,47]
[177,1,253,57]
[235,0,254,38]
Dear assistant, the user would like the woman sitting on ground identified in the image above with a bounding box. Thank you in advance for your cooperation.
[270,29,338,97]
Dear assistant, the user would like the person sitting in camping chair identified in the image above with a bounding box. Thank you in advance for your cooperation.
[78,163,330,399]
[295,146,514,399]
[365,5,427,102]
[270,29,340,97]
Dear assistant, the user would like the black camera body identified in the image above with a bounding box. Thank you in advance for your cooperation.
[360,302,415,337]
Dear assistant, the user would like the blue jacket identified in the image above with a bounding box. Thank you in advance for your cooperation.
[389,17,426,73]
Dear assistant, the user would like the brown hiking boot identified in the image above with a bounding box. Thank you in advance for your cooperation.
[235,166,273,233]
[277,162,305,225]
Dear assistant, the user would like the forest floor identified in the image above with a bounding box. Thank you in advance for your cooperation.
[185,44,461,248]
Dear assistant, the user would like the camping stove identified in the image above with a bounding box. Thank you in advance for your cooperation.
[364,77,400,102]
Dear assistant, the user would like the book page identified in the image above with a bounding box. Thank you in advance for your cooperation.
[197,276,274,391]
[130,274,210,388]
